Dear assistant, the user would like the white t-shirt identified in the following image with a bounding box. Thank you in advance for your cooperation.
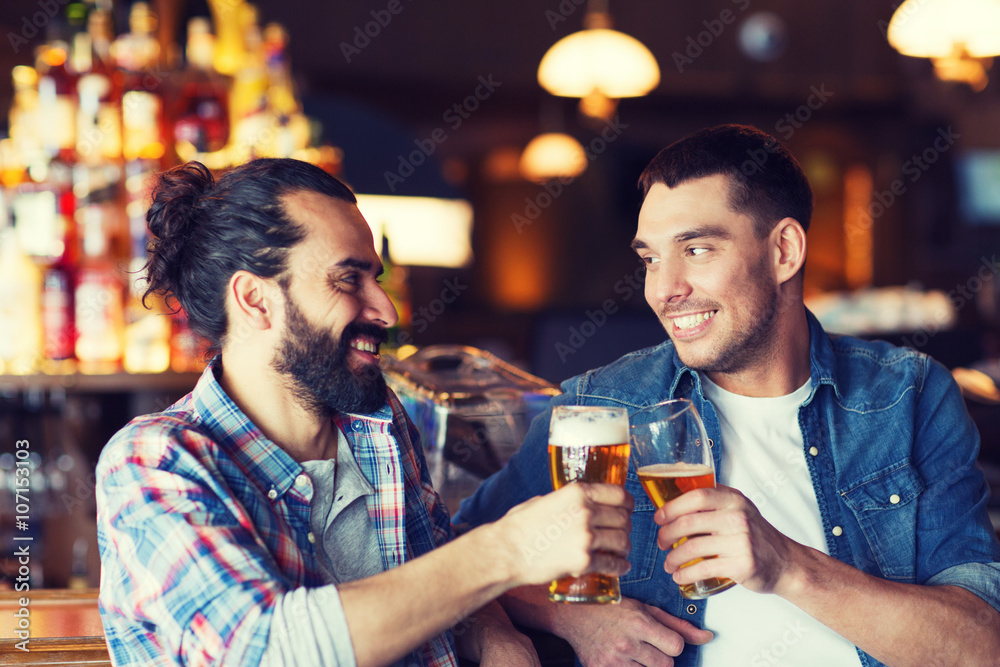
[698,373,862,666]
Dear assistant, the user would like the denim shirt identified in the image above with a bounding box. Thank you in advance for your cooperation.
[454,311,1000,667]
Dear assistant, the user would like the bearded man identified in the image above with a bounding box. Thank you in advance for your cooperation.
[96,158,633,666]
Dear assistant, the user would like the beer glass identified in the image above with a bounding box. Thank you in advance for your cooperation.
[547,405,630,604]
[630,399,735,599]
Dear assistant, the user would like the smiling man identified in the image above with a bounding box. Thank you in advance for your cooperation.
[454,125,1000,666]
[95,158,634,666]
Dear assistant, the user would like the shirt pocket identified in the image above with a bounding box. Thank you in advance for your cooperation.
[620,470,658,585]
[840,461,924,581]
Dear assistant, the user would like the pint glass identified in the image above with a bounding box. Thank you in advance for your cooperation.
[630,399,735,599]
[547,406,630,604]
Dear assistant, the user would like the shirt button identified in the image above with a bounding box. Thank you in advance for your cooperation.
[686,604,697,615]
[889,494,900,505]
[832,526,843,537]
[353,422,364,432]
[307,532,316,544]
[296,474,309,487]
[267,489,278,500]
[808,446,819,456]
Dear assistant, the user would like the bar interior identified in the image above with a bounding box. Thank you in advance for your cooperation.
[1,0,999,664]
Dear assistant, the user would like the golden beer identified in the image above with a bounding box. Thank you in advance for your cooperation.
[547,443,630,603]
[637,463,736,598]
[547,406,630,604]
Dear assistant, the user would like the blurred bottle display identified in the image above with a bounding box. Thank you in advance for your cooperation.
[172,18,230,157]
[0,228,43,375]
[74,205,124,374]
[0,0,349,378]
[112,2,165,163]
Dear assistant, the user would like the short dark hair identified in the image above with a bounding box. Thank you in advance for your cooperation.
[143,158,357,356]
[638,124,813,236]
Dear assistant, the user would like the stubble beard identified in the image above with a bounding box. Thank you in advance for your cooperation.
[666,261,782,376]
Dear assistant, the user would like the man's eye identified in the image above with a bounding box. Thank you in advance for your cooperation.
[688,247,710,256]
[641,255,659,266]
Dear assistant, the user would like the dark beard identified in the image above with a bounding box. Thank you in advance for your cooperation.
[271,293,388,418]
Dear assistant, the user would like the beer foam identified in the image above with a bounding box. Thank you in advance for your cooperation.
[637,462,714,477]
[550,409,628,447]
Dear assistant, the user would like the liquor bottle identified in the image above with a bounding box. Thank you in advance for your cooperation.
[380,235,411,351]
[11,158,76,267]
[229,4,270,161]
[37,42,78,163]
[112,2,165,163]
[6,66,41,183]
[172,17,230,157]
[262,22,310,158]
[123,256,171,373]
[75,9,122,163]
[41,266,76,373]
[74,205,125,374]
[0,228,43,375]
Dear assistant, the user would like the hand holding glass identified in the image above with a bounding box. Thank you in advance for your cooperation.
[547,406,630,604]
[630,399,735,599]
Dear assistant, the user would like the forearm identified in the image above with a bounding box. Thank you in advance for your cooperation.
[782,545,1000,667]
[339,521,516,667]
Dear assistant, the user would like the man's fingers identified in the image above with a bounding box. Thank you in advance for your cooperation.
[645,604,715,646]
[582,551,632,577]
[578,482,634,511]
[588,526,631,559]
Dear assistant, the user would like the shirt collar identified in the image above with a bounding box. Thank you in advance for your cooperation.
[188,356,397,501]
[666,308,839,404]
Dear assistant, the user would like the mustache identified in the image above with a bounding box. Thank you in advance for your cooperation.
[659,301,721,315]
[339,322,389,346]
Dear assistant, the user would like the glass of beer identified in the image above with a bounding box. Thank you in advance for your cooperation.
[548,405,630,604]
[630,399,735,599]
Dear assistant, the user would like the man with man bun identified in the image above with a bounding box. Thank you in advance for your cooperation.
[95,158,633,666]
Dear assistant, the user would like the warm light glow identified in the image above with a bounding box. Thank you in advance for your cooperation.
[888,0,1000,89]
[355,195,474,268]
[888,0,1000,58]
[519,133,588,183]
[538,27,660,100]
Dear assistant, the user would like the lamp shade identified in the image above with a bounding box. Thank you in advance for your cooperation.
[538,28,660,98]
[887,0,1000,58]
[519,133,588,183]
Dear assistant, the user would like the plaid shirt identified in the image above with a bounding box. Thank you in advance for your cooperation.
[96,358,458,666]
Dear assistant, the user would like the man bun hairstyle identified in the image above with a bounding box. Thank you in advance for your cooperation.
[638,124,813,236]
[143,158,357,356]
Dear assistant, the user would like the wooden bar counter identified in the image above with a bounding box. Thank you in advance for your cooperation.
[0,589,110,666]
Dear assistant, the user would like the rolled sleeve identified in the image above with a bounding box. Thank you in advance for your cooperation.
[926,561,1000,613]
[261,586,357,666]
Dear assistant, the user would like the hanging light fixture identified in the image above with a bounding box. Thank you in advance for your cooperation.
[538,0,659,120]
[519,132,588,183]
[887,0,1000,91]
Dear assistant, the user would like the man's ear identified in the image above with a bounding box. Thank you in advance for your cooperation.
[228,271,275,331]
[772,218,807,285]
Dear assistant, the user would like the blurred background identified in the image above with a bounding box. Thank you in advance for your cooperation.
[0,0,999,592]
